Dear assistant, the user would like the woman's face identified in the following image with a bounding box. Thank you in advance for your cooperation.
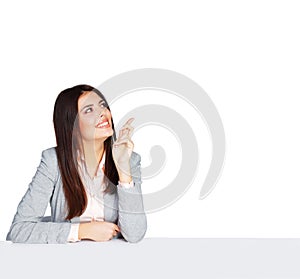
[77,91,114,142]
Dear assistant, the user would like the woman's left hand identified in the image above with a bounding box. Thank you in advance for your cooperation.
[112,118,135,182]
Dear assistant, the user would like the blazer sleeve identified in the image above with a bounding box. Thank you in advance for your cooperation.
[117,152,147,243]
[6,149,71,244]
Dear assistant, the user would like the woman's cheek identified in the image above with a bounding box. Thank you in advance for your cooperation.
[79,118,95,140]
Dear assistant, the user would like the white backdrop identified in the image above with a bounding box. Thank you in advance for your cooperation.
[1,0,300,241]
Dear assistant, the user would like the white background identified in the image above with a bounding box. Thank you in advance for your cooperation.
[0,0,300,241]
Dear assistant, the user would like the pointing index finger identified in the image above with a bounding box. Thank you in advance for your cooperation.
[125,117,134,126]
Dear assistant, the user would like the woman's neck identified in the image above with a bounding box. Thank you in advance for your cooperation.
[81,140,105,176]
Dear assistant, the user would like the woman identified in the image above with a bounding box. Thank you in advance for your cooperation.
[6,84,147,243]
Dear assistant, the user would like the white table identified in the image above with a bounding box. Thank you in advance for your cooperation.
[1,238,300,279]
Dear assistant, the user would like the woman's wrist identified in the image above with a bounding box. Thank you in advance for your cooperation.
[116,164,132,183]
[78,223,89,240]
[118,174,132,183]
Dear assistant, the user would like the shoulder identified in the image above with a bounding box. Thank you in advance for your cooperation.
[40,147,59,177]
[41,147,58,162]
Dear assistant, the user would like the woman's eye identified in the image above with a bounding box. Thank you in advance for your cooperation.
[100,102,107,108]
[84,107,93,114]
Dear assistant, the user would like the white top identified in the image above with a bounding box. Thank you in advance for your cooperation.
[67,152,133,242]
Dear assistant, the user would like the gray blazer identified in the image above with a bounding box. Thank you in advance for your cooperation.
[6,147,147,244]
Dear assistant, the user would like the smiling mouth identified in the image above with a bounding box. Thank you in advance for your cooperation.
[96,120,110,129]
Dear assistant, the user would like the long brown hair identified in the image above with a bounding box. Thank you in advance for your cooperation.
[53,84,119,220]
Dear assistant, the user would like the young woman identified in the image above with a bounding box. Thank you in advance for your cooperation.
[6,84,147,243]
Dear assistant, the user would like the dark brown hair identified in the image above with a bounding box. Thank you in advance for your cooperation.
[53,84,118,220]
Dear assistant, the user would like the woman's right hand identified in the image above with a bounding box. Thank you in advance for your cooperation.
[78,220,120,242]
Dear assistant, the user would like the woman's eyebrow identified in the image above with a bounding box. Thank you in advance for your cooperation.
[80,104,93,112]
[80,100,105,112]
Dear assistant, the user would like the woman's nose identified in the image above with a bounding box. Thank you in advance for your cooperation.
[97,107,106,117]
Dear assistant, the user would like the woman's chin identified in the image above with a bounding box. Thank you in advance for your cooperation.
[94,129,114,140]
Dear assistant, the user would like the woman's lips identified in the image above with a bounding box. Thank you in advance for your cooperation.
[96,120,110,129]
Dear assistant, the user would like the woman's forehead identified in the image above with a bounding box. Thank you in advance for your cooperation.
[78,91,103,109]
